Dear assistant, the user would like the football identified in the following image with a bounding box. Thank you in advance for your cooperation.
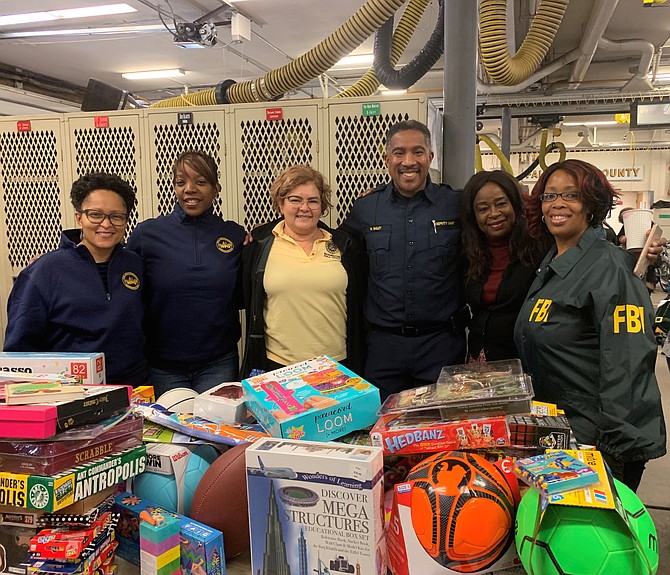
[406,450,515,573]
[190,442,252,559]
[515,478,659,575]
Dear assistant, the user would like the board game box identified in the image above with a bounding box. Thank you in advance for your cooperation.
[0,385,130,439]
[371,412,509,456]
[513,450,599,496]
[242,356,381,441]
[246,438,385,575]
[0,353,105,385]
[0,445,146,512]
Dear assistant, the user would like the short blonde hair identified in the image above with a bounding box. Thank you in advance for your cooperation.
[270,165,333,216]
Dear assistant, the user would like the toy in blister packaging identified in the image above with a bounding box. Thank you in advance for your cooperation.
[379,359,533,419]
[371,411,510,456]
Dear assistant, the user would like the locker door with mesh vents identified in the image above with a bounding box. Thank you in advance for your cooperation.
[0,116,68,346]
[64,111,145,233]
[326,95,426,226]
[230,103,321,231]
[146,107,228,219]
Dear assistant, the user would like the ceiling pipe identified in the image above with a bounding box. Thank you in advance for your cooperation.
[477,48,581,94]
[596,37,655,91]
[567,0,620,89]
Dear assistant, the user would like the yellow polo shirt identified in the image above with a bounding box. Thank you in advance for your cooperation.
[263,221,348,365]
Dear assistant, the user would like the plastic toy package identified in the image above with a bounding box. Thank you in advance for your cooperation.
[379,359,534,419]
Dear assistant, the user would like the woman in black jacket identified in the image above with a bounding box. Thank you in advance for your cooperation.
[241,165,366,378]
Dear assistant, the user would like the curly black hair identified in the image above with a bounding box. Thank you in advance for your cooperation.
[70,173,136,214]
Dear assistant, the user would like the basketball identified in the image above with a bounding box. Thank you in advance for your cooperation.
[156,387,198,413]
[406,450,515,573]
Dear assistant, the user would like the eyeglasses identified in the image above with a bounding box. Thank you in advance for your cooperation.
[285,195,321,209]
[79,209,129,225]
[540,192,582,203]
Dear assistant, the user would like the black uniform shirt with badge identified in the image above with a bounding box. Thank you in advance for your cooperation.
[513,226,666,462]
[340,177,464,329]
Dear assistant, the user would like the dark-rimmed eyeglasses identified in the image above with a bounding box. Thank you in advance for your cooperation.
[540,192,582,203]
[79,209,129,225]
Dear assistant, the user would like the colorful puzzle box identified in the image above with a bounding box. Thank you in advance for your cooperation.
[241,356,380,441]
[113,492,225,575]
[246,438,386,575]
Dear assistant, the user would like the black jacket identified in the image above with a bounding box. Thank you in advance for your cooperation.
[241,219,367,378]
[465,259,536,362]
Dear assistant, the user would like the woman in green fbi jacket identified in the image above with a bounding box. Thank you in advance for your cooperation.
[514,159,666,492]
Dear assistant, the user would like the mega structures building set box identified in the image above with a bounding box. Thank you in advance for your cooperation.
[0,353,105,385]
[246,438,386,575]
[242,356,380,441]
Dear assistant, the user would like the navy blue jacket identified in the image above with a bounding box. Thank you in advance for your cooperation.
[127,204,245,368]
[4,230,148,385]
[340,178,464,329]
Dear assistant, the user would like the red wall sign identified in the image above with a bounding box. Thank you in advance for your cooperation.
[94,116,110,128]
[16,121,31,132]
[266,108,283,121]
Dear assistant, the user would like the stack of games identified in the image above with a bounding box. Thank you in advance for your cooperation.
[0,367,146,574]
[27,508,119,575]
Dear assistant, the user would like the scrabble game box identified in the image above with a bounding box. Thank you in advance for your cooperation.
[246,438,385,575]
[242,356,380,441]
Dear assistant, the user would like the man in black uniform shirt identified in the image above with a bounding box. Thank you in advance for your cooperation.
[340,120,467,399]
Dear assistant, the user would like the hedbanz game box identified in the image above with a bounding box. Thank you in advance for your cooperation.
[246,438,386,575]
[242,356,380,441]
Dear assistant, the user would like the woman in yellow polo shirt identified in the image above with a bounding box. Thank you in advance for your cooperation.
[241,165,366,377]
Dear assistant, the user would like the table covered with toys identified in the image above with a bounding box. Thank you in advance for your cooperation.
[0,352,659,575]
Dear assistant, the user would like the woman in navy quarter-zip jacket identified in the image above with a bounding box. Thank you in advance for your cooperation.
[127,151,245,396]
[4,173,148,386]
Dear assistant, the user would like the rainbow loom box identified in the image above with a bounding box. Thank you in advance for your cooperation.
[241,356,380,441]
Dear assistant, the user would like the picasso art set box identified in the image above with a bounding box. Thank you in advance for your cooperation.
[242,356,381,441]
[0,352,105,385]
[246,438,386,575]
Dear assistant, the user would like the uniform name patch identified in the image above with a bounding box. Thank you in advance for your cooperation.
[217,237,234,253]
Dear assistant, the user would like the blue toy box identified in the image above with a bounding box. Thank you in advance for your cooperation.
[113,492,225,575]
[241,356,381,441]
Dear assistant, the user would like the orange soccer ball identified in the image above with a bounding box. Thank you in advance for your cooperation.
[406,451,515,573]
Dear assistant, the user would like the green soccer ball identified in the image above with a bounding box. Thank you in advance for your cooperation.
[515,479,658,575]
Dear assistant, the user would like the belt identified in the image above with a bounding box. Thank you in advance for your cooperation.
[371,324,450,337]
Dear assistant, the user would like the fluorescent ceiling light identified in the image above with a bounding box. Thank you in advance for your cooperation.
[0,4,136,26]
[122,69,186,80]
[562,121,618,126]
[0,24,164,39]
[332,54,374,68]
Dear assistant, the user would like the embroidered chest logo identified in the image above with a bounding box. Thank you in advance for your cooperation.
[613,305,645,334]
[529,298,552,322]
[323,240,341,260]
[216,237,234,253]
[122,272,140,291]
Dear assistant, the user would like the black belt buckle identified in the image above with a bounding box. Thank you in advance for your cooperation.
[400,325,420,336]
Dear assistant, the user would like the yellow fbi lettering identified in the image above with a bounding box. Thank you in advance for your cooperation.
[529,299,552,322]
[613,305,645,334]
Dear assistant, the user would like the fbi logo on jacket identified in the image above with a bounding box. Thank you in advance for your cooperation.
[216,237,234,253]
[122,272,140,291]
